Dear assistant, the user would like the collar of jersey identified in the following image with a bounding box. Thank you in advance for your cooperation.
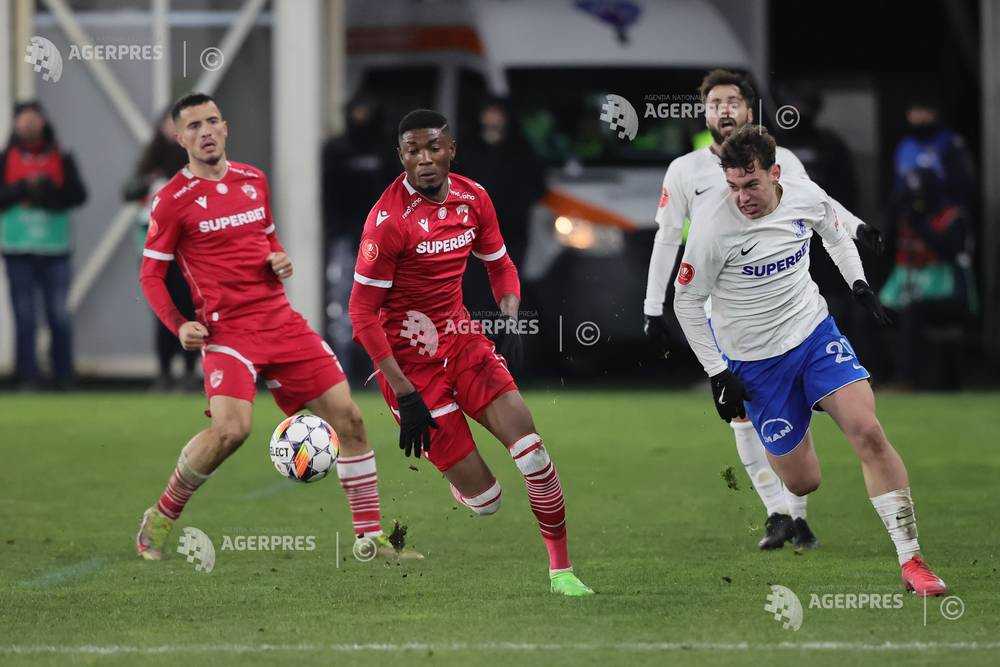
[403,174,452,203]
[181,159,230,182]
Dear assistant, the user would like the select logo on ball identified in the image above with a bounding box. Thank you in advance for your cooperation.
[677,262,695,286]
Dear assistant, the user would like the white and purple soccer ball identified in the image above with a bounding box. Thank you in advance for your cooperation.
[268,414,339,483]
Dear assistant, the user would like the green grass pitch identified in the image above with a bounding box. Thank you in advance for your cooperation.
[1,389,998,666]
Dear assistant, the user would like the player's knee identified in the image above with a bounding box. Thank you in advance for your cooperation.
[465,480,502,516]
[850,419,888,457]
[213,421,250,453]
[509,434,550,477]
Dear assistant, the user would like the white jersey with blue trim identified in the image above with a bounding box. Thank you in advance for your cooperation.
[644,145,864,317]
[673,177,867,376]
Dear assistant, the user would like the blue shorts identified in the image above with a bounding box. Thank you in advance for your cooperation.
[727,316,870,456]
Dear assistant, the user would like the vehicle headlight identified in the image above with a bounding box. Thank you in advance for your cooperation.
[553,216,624,256]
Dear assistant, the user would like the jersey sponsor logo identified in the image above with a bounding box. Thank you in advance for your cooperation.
[741,240,809,278]
[402,196,421,219]
[216,183,228,194]
[197,205,267,233]
[437,206,447,220]
[361,238,379,263]
[242,184,258,200]
[761,418,794,444]
[792,219,807,237]
[456,190,476,200]
[228,165,261,178]
[210,369,224,389]
[677,261,695,285]
[173,179,200,199]
[740,241,759,256]
[658,186,669,208]
[415,228,476,255]
[196,195,208,209]
[375,210,390,226]
[417,218,430,233]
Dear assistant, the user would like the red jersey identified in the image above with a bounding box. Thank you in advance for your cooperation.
[349,172,520,366]
[139,161,301,334]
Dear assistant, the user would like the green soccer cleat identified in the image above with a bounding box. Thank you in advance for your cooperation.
[550,570,595,596]
[135,506,174,560]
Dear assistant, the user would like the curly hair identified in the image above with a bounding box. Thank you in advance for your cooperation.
[718,125,776,173]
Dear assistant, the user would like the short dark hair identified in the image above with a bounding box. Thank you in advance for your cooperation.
[698,68,757,111]
[171,93,218,122]
[719,125,776,173]
[398,109,449,138]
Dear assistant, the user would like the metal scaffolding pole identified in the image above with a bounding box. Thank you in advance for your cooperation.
[273,0,324,328]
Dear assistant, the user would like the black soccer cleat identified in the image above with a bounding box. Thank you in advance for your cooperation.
[791,517,820,551]
[758,513,795,550]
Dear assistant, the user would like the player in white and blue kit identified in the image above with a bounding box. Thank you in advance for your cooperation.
[645,70,885,551]
[674,125,947,596]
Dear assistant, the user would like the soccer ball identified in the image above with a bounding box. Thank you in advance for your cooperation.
[268,414,339,483]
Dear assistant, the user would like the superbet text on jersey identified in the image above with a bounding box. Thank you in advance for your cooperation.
[353,173,510,365]
[141,162,299,332]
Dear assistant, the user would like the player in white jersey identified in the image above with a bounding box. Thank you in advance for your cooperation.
[644,69,884,551]
[673,125,947,596]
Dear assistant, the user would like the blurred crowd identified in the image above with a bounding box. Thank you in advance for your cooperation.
[0,82,983,390]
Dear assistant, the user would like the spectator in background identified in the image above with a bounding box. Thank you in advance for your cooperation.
[321,94,396,383]
[459,98,546,313]
[0,101,86,390]
[123,109,197,391]
[882,168,977,389]
[881,100,977,389]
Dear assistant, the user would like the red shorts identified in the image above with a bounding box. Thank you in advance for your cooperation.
[376,333,517,472]
[202,318,346,416]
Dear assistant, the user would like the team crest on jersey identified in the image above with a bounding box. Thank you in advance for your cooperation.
[216,183,228,194]
[361,239,379,262]
[658,185,670,208]
[437,206,447,220]
[210,369,224,389]
[677,261,695,286]
[457,204,470,223]
[242,184,258,200]
[148,217,159,238]
[792,219,807,237]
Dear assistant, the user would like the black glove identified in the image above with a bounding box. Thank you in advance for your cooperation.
[495,316,523,370]
[397,391,437,458]
[855,223,885,256]
[709,369,751,422]
[643,314,672,359]
[852,280,894,326]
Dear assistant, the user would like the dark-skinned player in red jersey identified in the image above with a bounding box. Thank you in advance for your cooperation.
[348,109,593,596]
[135,93,421,561]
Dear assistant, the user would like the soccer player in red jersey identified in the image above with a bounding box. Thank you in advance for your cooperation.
[135,94,419,561]
[349,109,594,596]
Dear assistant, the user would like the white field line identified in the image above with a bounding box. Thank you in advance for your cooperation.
[2,642,999,655]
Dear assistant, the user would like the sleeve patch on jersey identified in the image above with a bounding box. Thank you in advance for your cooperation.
[677,261,695,286]
[148,217,160,238]
[658,186,670,208]
[361,239,379,263]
